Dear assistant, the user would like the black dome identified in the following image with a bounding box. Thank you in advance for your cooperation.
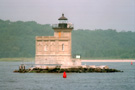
[58,14,68,20]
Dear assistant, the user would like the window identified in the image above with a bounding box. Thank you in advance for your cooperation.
[44,45,47,51]
[62,44,64,51]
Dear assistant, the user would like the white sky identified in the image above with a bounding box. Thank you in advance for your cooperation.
[0,0,135,31]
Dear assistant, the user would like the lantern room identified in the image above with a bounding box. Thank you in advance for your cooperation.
[52,14,73,29]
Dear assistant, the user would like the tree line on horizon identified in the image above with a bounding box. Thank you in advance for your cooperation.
[0,19,135,59]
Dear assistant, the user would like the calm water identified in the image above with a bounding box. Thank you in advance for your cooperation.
[0,62,135,90]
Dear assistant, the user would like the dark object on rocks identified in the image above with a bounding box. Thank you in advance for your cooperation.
[14,67,123,73]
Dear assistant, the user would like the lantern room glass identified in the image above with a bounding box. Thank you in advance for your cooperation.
[59,20,68,24]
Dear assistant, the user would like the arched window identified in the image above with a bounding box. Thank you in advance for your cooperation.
[44,45,47,51]
[62,44,64,51]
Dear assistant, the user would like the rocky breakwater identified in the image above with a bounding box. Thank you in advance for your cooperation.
[14,65,123,73]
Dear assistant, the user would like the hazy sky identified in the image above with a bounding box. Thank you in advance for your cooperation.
[0,0,135,31]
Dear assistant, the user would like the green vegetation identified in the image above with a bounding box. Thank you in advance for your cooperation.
[0,58,34,62]
[72,29,135,59]
[0,19,135,59]
[0,19,53,58]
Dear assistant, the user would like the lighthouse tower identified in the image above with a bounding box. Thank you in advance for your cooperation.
[52,14,73,59]
[35,14,81,68]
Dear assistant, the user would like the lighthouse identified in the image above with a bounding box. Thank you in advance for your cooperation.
[35,14,81,68]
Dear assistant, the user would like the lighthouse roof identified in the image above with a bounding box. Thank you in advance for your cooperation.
[58,14,68,20]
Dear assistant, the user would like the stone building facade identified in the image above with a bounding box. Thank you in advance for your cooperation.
[35,14,81,68]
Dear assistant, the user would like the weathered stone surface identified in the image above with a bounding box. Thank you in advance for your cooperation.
[35,15,82,67]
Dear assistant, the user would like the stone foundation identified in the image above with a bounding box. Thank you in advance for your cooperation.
[14,65,123,73]
[35,55,81,68]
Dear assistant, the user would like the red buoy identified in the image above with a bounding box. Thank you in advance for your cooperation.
[131,62,133,65]
[63,71,67,78]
